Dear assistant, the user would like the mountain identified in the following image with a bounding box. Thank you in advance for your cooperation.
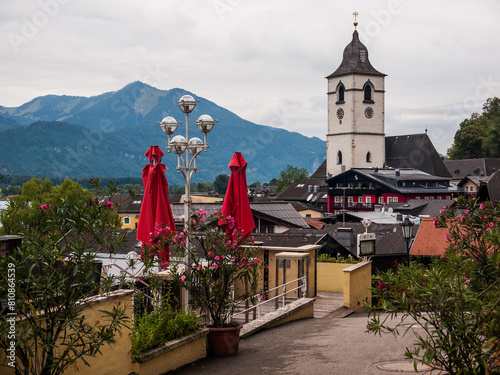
[0,82,325,185]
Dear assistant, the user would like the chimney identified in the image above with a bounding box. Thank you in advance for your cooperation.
[396,213,403,221]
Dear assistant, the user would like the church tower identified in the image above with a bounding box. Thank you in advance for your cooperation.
[326,13,387,177]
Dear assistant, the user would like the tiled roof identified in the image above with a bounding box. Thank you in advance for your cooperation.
[444,158,500,180]
[410,217,449,257]
[324,222,411,257]
[304,218,326,229]
[109,195,143,213]
[250,202,309,228]
[328,168,461,195]
[484,170,500,203]
[388,199,455,217]
[385,134,451,178]
[253,229,327,248]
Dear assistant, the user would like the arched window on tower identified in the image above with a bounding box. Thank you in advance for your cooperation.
[337,151,342,165]
[336,82,345,104]
[363,82,374,104]
[366,152,372,163]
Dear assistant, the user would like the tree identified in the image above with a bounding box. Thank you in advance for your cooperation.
[365,198,500,374]
[0,178,129,375]
[195,182,213,193]
[213,174,230,194]
[447,97,500,159]
[276,165,309,192]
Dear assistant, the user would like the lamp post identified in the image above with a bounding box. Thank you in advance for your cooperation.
[400,216,414,266]
[159,94,216,310]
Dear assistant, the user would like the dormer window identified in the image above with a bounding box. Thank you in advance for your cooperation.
[337,151,342,165]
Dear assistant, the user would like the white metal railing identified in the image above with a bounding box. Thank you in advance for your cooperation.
[232,276,307,323]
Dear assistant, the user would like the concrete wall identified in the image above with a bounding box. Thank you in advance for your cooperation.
[317,262,359,292]
[343,261,372,312]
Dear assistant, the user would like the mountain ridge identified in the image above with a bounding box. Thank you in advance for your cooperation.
[0,82,325,184]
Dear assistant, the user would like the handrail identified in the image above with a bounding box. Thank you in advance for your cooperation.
[232,276,307,322]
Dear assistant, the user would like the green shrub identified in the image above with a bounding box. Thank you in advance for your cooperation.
[317,253,360,263]
[131,305,200,355]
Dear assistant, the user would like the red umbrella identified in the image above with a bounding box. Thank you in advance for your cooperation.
[220,152,255,241]
[137,146,176,265]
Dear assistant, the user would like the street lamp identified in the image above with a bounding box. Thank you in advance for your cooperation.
[159,94,217,310]
[400,216,414,266]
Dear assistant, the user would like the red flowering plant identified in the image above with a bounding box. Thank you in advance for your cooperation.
[365,196,500,374]
[164,209,264,328]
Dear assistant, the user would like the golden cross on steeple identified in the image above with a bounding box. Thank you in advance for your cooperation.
[353,11,359,30]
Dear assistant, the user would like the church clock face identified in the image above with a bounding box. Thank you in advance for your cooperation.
[364,107,374,119]
[336,108,344,119]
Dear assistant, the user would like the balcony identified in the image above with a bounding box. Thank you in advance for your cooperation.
[330,202,373,210]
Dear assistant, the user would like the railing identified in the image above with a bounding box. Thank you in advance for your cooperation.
[232,276,307,324]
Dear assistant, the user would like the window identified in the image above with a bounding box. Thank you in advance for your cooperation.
[366,152,371,163]
[364,84,372,102]
[387,197,392,203]
[305,214,312,218]
[337,151,342,165]
[348,196,353,204]
[335,196,340,203]
[123,217,130,225]
[378,197,384,204]
[358,196,363,203]
[366,196,371,204]
[393,197,398,203]
[337,82,345,103]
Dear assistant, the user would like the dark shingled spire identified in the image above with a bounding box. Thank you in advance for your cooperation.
[327,30,386,78]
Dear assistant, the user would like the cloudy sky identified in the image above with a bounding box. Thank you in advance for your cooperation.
[1,0,499,154]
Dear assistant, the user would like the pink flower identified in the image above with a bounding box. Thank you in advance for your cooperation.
[180,241,185,247]
[104,201,113,209]
[213,264,219,269]
[445,234,450,240]
[442,253,446,258]
[480,204,484,210]
[197,265,201,271]
[215,255,220,261]
[464,210,469,214]
[489,222,494,227]
[179,275,186,281]
[208,251,214,258]
[40,204,48,210]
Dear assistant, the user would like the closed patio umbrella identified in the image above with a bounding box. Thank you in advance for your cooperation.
[220,152,255,241]
[137,145,176,265]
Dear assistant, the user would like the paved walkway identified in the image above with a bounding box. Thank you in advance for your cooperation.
[167,293,446,375]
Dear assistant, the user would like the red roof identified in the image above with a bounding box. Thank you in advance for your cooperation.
[411,217,450,257]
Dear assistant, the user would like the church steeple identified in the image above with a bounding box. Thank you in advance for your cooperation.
[326,13,387,177]
[327,23,385,79]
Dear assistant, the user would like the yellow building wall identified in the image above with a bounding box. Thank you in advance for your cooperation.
[266,247,316,298]
[298,209,323,219]
[120,213,139,229]
[1,290,208,375]
[317,262,359,292]
[343,261,372,312]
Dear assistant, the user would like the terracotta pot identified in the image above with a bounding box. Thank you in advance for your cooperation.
[206,325,242,356]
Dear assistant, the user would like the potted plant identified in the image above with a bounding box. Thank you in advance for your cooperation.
[163,209,264,355]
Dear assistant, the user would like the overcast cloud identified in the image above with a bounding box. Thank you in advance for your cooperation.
[1,0,499,155]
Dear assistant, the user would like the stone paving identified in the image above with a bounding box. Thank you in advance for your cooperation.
[167,292,447,375]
